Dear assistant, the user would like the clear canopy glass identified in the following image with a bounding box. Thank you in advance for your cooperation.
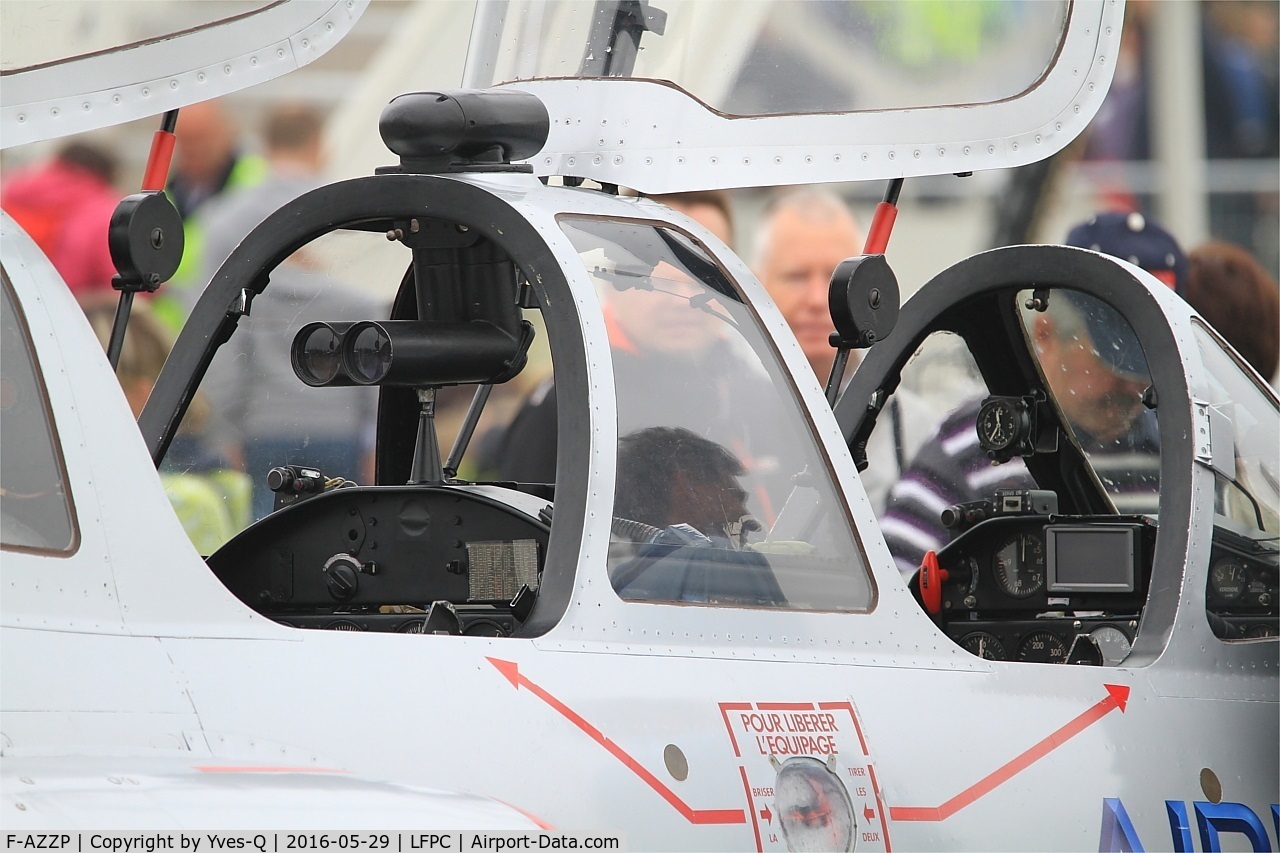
[1193,323,1279,536]
[472,0,1069,116]
[1022,289,1161,516]
[559,216,873,611]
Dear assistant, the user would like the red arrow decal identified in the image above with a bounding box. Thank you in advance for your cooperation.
[760,805,773,824]
[864,804,876,822]
[890,684,1131,822]
[487,657,746,825]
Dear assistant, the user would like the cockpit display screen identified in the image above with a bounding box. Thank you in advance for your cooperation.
[1046,525,1139,593]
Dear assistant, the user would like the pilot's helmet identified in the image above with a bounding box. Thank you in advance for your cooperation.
[1066,210,1189,295]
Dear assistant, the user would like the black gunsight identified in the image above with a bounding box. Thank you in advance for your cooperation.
[291,320,530,389]
[342,320,526,387]
[378,89,550,175]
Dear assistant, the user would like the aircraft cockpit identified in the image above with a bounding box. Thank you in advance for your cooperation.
[838,246,1279,665]
[147,90,879,639]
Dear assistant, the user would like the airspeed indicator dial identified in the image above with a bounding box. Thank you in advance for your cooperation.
[1016,630,1068,663]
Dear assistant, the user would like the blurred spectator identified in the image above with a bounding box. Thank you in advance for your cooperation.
[81,295,250,554]
[195,102,328,304]
[1185,241,1280,381]
[1201,2,1279,161]
[156,99,267,329]
[1086,3,1279,163]
[478,190,740,484]
[752,188,933,513]
[1083,3,1153,163]
[752,189,862,380]
[1083,3,1279,277]
[650,191,735,246]
[1067,211,1188,294]
[193,102,381,520]
[1,141,121,295]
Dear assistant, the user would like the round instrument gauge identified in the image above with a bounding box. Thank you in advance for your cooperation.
[1016,630,1069,663]
[959,631,1007,661]
[398,619,428,634]
[1245,623,1277,639]
[324,619,363,631]
[992,532,1046,599]
[1088,625,1133,666]
[1209,558,1250,603]
[977,398,1025,453]
[463,619,508,638]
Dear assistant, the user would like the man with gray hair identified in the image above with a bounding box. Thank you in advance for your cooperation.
[752,187,931,513]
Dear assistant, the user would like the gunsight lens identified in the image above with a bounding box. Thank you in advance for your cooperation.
[292,323,344,386]
[347,323,392,384]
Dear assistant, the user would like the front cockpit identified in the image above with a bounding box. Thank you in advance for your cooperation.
[839,246,1279,665]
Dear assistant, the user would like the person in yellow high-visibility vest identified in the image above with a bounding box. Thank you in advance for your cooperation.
[154,99,267,332]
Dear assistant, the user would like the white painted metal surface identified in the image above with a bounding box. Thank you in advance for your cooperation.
[0,0,368,149]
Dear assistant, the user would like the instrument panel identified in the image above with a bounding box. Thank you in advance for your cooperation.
[954,618,1138,665]
[928,514,1156,666]
[208,484,550,635]
[933,515,1155,616]
[1204,521,1278,639]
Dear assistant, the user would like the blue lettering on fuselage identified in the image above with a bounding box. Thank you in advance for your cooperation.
[1099,799,1145,852]
[1100,799,1280,852]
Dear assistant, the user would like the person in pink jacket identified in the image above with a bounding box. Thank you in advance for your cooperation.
[2,141,122,296]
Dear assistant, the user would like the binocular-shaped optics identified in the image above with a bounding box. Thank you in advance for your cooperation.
[291,320,522,387]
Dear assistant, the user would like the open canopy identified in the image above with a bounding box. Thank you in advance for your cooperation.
[466,0,1122,192]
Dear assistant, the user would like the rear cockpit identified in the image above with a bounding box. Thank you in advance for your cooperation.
[151,89,882,639]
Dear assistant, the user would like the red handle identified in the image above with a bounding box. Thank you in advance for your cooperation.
[141,129,176,192]
[919,550,949,615]
[862,201,898,255]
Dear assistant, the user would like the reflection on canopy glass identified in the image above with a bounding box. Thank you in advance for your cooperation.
[1194,323,1279,535]
[1021,289,1161,516]
[0,278,77,552]
[476,0,1068,115]
[559,216,872,611]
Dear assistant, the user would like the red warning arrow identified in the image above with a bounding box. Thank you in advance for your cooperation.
[864,804,876,822]
[760,805,773,824]
[487,657,746,826]
[890,684,1131,822]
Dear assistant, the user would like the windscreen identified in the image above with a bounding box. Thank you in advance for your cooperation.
[0,276,77,553]
[559,216,872,611]
[1194,323,1279,535]
[471,0,1069,116]
[1022,289,1161,516]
